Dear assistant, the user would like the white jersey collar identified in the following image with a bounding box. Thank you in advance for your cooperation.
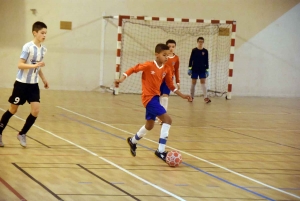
[168,53,176,59]
[153,60,164,69]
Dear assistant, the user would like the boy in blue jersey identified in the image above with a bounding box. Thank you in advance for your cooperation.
[0,21,49,147]
[188,37,211,103]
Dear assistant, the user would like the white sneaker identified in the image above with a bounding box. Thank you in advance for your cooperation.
[17,134,26,147]
[0,135,4,147]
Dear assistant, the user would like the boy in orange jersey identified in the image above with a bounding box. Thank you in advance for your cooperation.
[115,43,191,162]
[156,39,180,124]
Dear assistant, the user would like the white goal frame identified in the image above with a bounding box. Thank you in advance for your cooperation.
[105,15,236,99]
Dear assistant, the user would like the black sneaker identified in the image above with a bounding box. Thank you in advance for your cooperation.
[155,150,168,162]
[127,137,137,157]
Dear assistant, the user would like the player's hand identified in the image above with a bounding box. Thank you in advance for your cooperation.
[43,79,49,89]
[36,62,45,67]
[181,94,192,101]
[188,67,192,76]
[115,75,126,85]
[176,83,180,90]
[206,69,209,78]
[187,95,192,102]
[114,79,122,85]
[114,76,125,86]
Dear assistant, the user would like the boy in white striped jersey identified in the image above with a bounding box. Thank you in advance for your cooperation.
[0,21,49,147]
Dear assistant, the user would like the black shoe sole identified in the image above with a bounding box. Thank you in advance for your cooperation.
[154,151,166,162]
[127,137,136,157]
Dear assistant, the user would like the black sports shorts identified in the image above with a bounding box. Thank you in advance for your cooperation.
[8,81,40,105]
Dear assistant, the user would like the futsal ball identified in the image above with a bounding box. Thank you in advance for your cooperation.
[166,150,182,167]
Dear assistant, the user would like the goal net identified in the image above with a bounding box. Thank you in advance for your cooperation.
[113,16,236,98]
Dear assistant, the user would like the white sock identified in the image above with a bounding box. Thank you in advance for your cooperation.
[132,125,148,144]
[201,83,207,98]
[158,123,171,152]
[190,83,196,98]
[160,97,168,111]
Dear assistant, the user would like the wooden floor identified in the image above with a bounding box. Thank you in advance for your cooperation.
[0,88,299,201]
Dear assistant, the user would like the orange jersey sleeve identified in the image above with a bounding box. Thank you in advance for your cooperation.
[124,63,148,76]
[124,61,176,107]
[164,63,176,92]
[166,54,180,83]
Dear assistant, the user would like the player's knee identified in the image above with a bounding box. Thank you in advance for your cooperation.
[9,106,18,114]
[145,120,155,130]
[31,108,40,116]
[145,124,154,130]
[163,116,172,125]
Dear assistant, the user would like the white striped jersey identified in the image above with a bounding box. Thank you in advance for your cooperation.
[16,41,47,84]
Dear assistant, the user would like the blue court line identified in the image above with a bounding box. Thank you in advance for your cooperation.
[60,114,275,201]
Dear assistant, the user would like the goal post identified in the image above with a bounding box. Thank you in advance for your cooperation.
[107,15,236,99]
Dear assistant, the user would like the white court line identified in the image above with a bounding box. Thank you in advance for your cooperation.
[154,125,300,132]
[56,106,300,200]
[0,108,185,201]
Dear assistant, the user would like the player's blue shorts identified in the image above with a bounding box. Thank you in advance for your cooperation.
[191,72,207,79]
[145,96,166,120]
[160,80,171,96]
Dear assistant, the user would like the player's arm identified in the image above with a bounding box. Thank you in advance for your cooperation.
[188,49,194,68]
[174,59,180,89]
[38,69,49,89]
[165,68,191,101]
[174,90,191,101]
[115,63,148,84]
[18,59,45,69]
[206,49,209,70]
[188,49,194,75]
[205,49,209,77]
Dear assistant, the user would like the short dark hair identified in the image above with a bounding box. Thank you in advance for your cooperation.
[197,37,204,42]
[155,43,169,53]
[166,39,176,46]
[32,21,47,32]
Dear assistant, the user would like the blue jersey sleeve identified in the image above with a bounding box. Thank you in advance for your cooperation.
[20,44,30,60]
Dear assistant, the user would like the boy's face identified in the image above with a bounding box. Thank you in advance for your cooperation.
[155,50,169,64]
[197,40,204,48]
[33,28,47,42]
[167,43,176,54]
